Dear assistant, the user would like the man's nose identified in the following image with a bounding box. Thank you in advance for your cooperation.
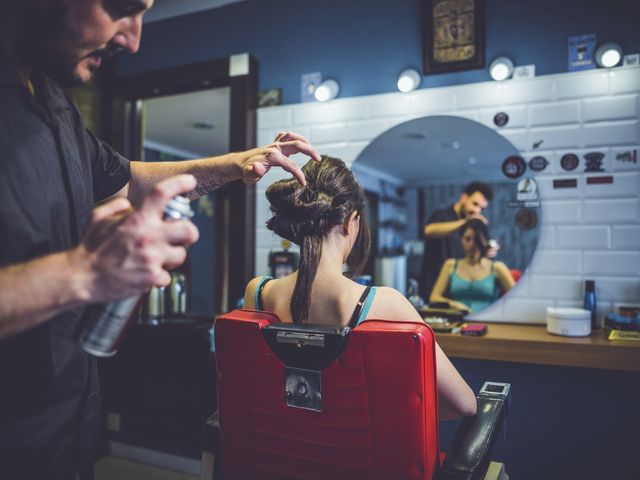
[111,16,143,54]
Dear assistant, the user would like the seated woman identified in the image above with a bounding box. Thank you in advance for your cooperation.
[430,219,515,313]
[244,156,476,420]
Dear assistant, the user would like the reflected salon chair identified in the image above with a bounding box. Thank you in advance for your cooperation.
[202,309,510,480]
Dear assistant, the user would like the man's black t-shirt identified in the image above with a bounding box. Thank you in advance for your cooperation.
[420,205,465,301]
[0,59,130,479]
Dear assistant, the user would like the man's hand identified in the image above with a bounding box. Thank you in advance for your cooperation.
[465,212,489,224]
[75,175,200,303]
[487,239,500,258]
[239,131,321,185]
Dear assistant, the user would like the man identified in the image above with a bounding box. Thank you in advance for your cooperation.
[0,1,320,478]
[420,182,494,302]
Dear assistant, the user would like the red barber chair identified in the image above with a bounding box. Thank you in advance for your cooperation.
[202,309,510,480]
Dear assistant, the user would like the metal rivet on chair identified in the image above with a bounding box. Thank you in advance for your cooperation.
[418,465,425,473]
[412,334,418,341]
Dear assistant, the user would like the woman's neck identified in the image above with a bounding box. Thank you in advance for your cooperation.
[464,253,483,266]
[315,235,348,280]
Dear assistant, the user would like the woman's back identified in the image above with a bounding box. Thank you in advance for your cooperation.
[244,155,477,420]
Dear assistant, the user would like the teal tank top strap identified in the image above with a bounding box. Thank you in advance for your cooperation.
[355,287,377,327]
[254,275,273,310]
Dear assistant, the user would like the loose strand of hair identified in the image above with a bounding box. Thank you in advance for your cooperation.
[291,235,322,323]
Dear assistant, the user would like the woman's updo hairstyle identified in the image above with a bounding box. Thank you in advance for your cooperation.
[266,156,370,323]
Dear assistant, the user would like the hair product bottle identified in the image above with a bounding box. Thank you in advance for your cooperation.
[583,279,599,332]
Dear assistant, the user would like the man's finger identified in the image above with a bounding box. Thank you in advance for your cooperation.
[92,197,131,223]
[163,220,200,246]
[140,174,197,216]
[250,162,270,181]
[278,140,321,162]
[264,150,306,185]
[275,131,311,145]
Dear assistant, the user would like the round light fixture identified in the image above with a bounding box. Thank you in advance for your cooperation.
[314,79,339,102]
[397,68,421,92]
[489,56,514,81]
[595,42,623,68]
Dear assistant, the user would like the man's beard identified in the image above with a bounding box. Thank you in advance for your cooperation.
[13,5,121,87]
[30,45,122,87]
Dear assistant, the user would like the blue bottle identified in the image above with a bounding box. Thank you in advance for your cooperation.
[583,280,598,332]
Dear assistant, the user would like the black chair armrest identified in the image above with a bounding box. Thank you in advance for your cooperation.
[202,411,220,452]
[435,382,510,480]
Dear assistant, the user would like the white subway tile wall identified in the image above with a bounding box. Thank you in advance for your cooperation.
[255,67,640,323]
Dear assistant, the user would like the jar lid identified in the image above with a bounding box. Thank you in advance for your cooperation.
[546,307,591,320]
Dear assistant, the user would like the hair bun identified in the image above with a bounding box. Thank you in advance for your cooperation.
[265,156,364,245]
[266,182,348,244]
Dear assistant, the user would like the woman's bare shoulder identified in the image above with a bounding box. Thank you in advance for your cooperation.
[369,286,423,323]
[243,276,267,309]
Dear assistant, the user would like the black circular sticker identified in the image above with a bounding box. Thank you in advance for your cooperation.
[560,153,579,171]
[515,208,538,231]
[494,112,509,127]
[528,156,549,172]
[502,155,526,179]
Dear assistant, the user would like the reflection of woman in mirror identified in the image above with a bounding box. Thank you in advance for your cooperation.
[244,156,477,419]
[430,219,515,313]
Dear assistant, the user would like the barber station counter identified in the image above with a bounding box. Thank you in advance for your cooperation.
[435,322,640,373]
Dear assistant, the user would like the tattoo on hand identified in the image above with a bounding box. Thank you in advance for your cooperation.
[193,179,223,197]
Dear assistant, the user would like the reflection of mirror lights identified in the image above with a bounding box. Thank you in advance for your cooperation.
[397,68,421,92]
[595,42,623,68]
[314,79,339,102]
[489,56,514,81]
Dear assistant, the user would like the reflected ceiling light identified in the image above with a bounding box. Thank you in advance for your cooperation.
[489,56,514,81]
[595,42,623,68]
[397,68,421,92]
[314,79,339,102]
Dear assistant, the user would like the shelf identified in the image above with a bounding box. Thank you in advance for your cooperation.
[435,322,640,372]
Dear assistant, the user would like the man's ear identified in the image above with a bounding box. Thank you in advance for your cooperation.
[343,211,359,236]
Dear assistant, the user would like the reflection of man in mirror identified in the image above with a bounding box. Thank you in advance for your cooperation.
[420,182,494,302]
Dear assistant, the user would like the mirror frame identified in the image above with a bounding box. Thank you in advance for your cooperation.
[113,56,257,312]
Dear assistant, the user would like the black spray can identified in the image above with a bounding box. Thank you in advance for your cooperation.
[77,195,194,357]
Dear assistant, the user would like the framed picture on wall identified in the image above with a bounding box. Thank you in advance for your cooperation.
[423,0,485,74]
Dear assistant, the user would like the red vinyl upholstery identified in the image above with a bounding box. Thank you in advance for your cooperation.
[214,309,440,479]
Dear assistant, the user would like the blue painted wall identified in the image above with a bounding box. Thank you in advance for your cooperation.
[118,0,640,104]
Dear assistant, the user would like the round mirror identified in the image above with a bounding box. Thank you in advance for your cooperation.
[352,115,541,316]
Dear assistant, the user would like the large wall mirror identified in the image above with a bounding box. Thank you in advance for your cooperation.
[352,115,541,316]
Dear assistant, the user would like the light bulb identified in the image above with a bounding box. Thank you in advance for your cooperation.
[489,57,514,81]
[397,69,421,92]
[596,43,623,68]
[314,79,339,102]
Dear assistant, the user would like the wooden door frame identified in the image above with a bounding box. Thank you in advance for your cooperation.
[113,54,257,312]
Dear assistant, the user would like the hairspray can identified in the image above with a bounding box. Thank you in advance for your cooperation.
[77,195,194,357]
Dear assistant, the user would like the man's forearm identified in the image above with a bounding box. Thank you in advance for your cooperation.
[128,153,242,205]
[424,218,466,238]
[0,251,91,340]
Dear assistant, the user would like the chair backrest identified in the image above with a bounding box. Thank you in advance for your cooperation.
[214,309,440,479]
